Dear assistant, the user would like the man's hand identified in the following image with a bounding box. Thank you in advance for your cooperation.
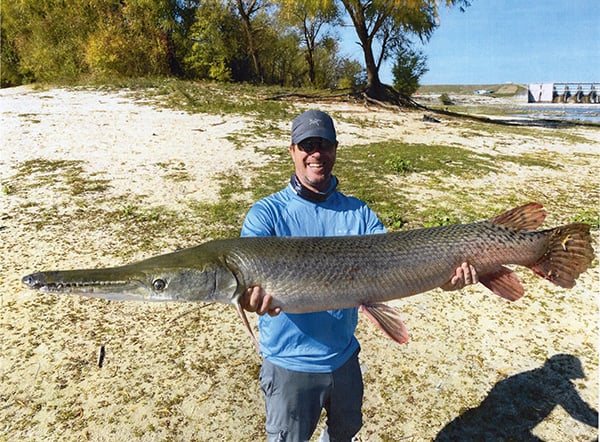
[441,262,479,291]
[240,286,281,316]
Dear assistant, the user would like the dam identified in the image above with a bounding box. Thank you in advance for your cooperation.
[528,82,599,104]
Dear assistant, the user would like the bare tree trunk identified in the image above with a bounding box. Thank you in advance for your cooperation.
[235,0,264,82]
[341,0,387,99]
[302,20,317,85]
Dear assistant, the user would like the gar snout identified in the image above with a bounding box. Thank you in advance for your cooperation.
[21,271,87,292]
[22,272,47,289]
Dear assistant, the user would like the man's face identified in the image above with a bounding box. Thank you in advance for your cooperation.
[289,137,337,192]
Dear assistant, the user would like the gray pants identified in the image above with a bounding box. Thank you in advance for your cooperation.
[259,350,363,442]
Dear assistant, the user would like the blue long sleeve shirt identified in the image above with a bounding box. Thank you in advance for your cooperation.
[241,183,385,372]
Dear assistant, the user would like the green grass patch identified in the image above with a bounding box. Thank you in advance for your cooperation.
[185,170,256,239]
[340,142,504,178]
[7,159,111,196]
[155,160,192,182]
[99,78,297,122]
[573,209,600,230]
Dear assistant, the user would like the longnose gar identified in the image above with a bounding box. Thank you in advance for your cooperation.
[22,203,594,346]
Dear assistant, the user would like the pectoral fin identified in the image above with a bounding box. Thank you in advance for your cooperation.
[234,300,260,353]
[360,303,409,344]
[479,266,524,301]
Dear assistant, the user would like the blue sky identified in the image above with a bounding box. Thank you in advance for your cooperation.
[342,0,600,85]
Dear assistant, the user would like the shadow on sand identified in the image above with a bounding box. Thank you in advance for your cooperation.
[435,354,598,441]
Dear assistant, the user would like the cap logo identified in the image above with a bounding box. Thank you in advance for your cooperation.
[291,110,336,145]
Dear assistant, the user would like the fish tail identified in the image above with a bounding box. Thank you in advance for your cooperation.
[529,223,595,288]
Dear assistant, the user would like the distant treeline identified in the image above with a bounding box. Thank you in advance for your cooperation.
[1,0,469,98]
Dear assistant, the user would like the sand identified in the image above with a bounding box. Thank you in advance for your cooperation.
[1,85,598,441]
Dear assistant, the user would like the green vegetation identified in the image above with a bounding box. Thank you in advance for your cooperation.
[165,81,295,119]
[418,83,528,97]
[439,92,454,105]
[392,46,428,96]
[1,0,470,103]
[422,209,462,228]
[385,156,415,175]
[155,160,192,183]
[97,78,296,120]
[573,209,600,229]
[7,159,111,196]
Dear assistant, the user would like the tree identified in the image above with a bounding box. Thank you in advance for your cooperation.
[341,0,433,101]
[0,27,23,87]
[335,58,365,89]
[85,0,182,78]
[392,45,428,96]
[235,0,267,82]
[280,0,340,86]
[184,0,245,81]
[1,0,192,83]
[1,0,99,83]
[282,0,470,103]
[185,0,301,84]
[260,24,304,86]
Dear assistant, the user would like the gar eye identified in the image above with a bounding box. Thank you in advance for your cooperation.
[152,278,167,291]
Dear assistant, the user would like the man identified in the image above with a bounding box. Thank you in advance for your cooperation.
[241,109,477,441]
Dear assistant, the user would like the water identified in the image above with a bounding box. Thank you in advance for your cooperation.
[511,104,600,124]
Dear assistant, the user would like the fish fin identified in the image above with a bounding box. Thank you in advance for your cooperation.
[234,301,260,354]
[360,303,409,344]
[479,266,525,301]
[529,223,594,288]
[489,202,546,231]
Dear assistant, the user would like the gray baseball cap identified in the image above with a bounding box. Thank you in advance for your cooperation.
[291,110,337,145]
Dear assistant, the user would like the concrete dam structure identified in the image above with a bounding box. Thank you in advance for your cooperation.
[528,83,599,103]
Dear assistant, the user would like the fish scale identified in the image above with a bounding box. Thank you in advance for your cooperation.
[223,221,549,312]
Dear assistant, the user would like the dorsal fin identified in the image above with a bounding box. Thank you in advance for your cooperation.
[489,202,546,231]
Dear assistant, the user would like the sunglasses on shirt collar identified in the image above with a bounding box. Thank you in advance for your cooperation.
[296,138,337,154]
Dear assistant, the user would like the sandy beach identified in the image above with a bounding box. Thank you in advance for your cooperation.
[1,85,598,441]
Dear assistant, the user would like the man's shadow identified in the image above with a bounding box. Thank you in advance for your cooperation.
[435,354,598,441]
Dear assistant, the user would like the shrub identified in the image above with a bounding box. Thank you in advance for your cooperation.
[440,93,454,105]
